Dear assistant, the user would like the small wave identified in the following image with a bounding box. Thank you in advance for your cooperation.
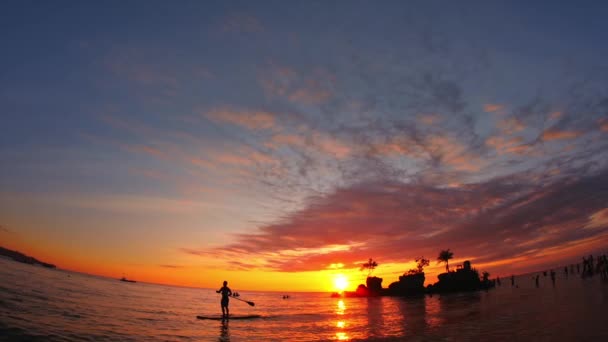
[62,311,82,319]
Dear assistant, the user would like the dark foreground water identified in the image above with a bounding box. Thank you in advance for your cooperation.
[1,258,608,341]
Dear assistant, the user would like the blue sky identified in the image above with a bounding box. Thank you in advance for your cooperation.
[1,1,608,289]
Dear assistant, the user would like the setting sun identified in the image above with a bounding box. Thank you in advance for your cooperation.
[333,274,349,292]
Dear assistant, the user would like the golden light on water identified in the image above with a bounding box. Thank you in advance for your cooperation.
[336,300,346,315]
[336,332,349,340]
[335,300,349,340]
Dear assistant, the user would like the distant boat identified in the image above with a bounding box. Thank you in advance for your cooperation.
[119,276,136,283]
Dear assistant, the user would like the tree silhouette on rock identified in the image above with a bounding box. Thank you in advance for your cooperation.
[437,249,454,273]
[361,258,379,278]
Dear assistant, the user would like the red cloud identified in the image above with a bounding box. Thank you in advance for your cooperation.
[189,170,608,273]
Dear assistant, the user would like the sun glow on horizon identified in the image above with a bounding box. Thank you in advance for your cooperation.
[333,274,349,292]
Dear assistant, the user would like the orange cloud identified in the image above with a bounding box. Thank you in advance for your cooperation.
[541,129,582,141]
[206,108,276,130]
[586,208,608,229]
[483,104,504,113]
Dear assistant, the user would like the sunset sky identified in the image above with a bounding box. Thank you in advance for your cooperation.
[2,1,608,292]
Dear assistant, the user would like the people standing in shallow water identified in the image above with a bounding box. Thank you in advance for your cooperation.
[511,275,515,287]
[216,281,232,318]
[535,274,540,288]
[550,270,556,286]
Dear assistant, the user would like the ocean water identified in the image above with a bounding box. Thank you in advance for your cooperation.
[1,258,608,341]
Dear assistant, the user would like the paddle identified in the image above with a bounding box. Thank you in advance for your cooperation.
[232,296,255,307]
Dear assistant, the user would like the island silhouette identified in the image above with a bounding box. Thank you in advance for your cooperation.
[0,246,56,269]
[333,249,495,298]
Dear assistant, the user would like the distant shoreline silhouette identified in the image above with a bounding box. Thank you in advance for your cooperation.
[0,246,56,269]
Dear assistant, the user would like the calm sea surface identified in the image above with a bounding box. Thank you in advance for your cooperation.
[1,258,608,341]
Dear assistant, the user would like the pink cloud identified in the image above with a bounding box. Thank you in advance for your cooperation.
[486,136,531,155]
[205,108,276,130]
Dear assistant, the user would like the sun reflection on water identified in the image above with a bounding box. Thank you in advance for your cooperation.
[334,300,349,340]
[336,299,346,315]
[335,332,349,340]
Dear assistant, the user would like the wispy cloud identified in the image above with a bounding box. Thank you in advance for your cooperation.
[159,264,185,269]
[205,108,276,130]
[484,104,504,113]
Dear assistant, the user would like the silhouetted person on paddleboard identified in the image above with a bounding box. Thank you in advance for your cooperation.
[216,280,232,318]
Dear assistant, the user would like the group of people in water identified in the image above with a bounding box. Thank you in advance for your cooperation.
[500,253,608,289]
[581,254,608,279]
[486,253,608,290]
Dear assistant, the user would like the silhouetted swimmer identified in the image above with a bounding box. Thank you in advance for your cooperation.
[511,275,515,287]
[535,274,539,288]
[216,280,232,318]
[496,276,501,286]
[550,270,556,286]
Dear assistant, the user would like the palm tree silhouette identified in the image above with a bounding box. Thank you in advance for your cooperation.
[437,249,454,273]
[361,258,379,278]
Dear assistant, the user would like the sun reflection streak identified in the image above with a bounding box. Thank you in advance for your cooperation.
[335,332,349,340]
[336,299,345,315]
[334,300,349,340]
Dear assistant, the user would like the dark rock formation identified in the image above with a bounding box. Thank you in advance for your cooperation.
[366,276,383,295]
[427,260,494,293]
[0,246,56,268]
[388,272,425,296]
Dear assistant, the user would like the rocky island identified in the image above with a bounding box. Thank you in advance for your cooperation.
[333,250,495,298]
[0,246,56,269]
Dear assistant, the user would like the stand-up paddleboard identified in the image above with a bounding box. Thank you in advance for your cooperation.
[196,314,262,320]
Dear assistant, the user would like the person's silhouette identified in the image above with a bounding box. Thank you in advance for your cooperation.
[216,280,232,318]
